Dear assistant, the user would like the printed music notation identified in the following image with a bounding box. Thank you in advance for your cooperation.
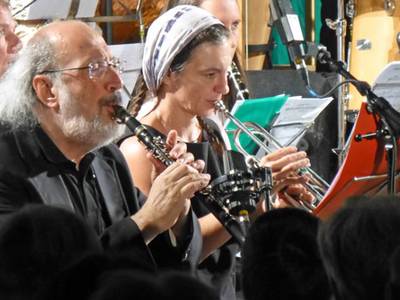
[372,61,400,112]
[270,96,333,149]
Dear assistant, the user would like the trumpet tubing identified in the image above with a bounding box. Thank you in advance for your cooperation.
[113,105,274,245]
[215,100,330,210]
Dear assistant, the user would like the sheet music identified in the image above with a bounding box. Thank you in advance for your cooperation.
[267,97,333,150]
[108,43,144,108]
[11,0,98,20]
[372,61,400,112]
[373,62,400,85]
[75,0,98,18]
[273,97,333,126]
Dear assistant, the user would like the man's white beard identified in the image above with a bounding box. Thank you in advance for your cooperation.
[55,82,125,150]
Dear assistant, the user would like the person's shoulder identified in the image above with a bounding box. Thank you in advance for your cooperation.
[0,127,32,177]
[119,135,147,159]
[0,127,22,159]
[95,143,126,161]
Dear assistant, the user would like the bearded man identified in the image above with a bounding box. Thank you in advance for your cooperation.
[0,20,209,270]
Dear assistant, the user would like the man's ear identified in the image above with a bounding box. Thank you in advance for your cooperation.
[32,75,59,108]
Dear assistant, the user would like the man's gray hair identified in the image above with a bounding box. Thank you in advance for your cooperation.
[0,35,59,129]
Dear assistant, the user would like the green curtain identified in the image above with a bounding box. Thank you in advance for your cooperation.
[270,0,322,65]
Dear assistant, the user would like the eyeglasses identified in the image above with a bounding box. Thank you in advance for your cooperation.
[39,56,125,80]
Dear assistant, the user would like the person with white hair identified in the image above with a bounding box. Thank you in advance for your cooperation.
[0,20,209,271]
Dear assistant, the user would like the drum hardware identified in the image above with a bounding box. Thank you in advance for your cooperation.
[215,100,330,211]
[356,39,371,51]
[113,105,273,246]
[385,0,396,16]
[325,18,347,32]
[346,0,355,19]
[325,0,348,165]
[335,0,348,166]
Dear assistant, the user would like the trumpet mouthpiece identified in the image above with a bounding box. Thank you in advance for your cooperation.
[215,100,226,111]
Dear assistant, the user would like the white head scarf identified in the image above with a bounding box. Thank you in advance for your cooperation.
[142,5,223,96]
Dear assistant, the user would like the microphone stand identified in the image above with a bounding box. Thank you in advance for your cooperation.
[318,50,400,194]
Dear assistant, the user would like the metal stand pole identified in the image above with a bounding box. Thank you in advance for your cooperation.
[104,0,113,44]
[336,0,347,165]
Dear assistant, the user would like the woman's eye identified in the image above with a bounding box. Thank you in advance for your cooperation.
[205,73,216,78]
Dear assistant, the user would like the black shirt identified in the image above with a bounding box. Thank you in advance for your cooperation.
[35,127,109,234]
[0,125,201,270]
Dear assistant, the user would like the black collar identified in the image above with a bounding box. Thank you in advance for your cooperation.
[34,126,95,171]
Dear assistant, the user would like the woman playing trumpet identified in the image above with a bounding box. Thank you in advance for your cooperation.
[120,5,313,299]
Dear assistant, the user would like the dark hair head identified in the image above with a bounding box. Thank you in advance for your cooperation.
[86,269,162,300]
[88,270,219,300]
[242,207,330,300]
[169,23,229,73]
[318,195,400,299]
[0,205,101,297]
[160,271,219,300]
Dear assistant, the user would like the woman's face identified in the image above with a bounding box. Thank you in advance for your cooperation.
[199,0,241,50]
[166,40,233,117]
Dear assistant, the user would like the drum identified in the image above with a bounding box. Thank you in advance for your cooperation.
[348,0,400,111]
[315,102,400,219]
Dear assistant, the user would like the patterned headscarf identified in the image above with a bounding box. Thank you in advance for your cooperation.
[142,5,222,95]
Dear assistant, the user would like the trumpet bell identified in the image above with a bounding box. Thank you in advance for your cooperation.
[215,100,330,211]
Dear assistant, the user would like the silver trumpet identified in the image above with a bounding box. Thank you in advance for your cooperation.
[215,100,330,211]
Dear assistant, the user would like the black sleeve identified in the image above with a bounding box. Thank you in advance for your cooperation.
[148,208,202,272]
[98,144,202,271]
[0,175,29,227]
[100,216,156,271]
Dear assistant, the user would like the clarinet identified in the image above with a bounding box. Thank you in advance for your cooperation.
[228,61,250,101]
[113,105,248,246]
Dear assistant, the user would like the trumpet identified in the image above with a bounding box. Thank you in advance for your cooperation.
[215,100,330,210]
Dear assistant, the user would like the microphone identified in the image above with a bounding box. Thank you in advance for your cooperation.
[269,0,310,87]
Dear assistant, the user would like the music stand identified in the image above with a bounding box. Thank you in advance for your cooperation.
[11,0,98,20]
[267,96,333,151]
[108,43,144,107]
[224,95,288,154]
[315,62,400,219]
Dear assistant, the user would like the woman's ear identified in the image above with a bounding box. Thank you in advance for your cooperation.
[32,75,59,109]
[162,70,178,92]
